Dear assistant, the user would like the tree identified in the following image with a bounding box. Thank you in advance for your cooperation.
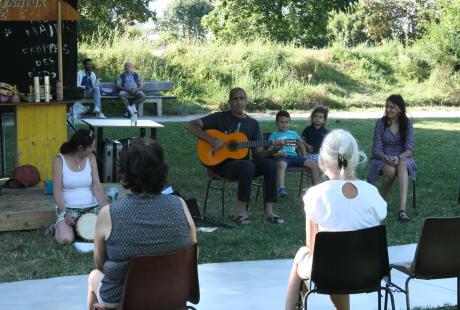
[202,0,354,47]
[158,0,213,39]
[78,0,155,40]
[328,0,439,47]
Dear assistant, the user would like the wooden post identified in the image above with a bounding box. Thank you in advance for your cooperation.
[57,0,63,83]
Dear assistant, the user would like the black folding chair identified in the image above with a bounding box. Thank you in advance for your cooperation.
[302,225,395,310]
[384,217,460,310]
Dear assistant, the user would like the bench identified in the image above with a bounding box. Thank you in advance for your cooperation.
[81,81,177,117]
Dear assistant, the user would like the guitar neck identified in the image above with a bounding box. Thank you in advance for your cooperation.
[236,140,272,149]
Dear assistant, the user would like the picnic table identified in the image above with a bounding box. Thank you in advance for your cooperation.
[81,118,164,181]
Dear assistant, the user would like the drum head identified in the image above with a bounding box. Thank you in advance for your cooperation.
[76,213,97,241]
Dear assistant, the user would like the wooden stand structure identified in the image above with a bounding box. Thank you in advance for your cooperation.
[0,183,128,232]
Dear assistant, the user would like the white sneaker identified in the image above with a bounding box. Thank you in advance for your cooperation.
[97,112,107,119]
[93,107,101,114]
[127,104,137,116]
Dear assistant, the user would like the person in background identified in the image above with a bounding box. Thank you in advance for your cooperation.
[367,94,415,222]
[87,138,197,309]
[185,87,284,225]
[116,61,145,118]
[301,105,329,162]
[76,58,106,119]
[285,129,387,310]
[48,129,107,245]
[268,110,320,198]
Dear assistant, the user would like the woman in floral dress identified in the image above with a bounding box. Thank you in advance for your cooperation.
[368,94,416,222]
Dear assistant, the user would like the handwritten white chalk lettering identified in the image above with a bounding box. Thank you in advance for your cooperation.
[21,43,70,55]
[25,23,57,38]
[0,9,5,19]
[0,0,46,8]
[3,27,12,37]
[34,57,55,67]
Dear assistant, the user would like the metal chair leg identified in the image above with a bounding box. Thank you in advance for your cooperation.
[382,287,396,310]
[405,276,413,310]
[203,178,213,219]
[221,181,226,224]
[298,171,304,198]
[303,290,314,310]
[457,276,459,310]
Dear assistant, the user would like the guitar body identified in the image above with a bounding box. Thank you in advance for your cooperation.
[197,129,249,166]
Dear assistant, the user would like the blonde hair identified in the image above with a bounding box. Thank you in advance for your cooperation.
[319,129,367,177]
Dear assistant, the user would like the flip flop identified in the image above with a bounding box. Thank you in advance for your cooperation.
[234,214,251,225]
[265,214,284,224]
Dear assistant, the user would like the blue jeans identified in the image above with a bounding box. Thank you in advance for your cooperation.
[84,87,101,112]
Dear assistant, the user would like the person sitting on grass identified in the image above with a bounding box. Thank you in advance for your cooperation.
[367,94,416,222]
[116,61,145,118]
[47,129,107,245]
[301,105,329,162]
[285,129,387,310]
[87,138,197,310]
[268,110,320,198]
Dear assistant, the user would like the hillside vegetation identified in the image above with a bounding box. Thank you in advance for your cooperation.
[79,36,460,114]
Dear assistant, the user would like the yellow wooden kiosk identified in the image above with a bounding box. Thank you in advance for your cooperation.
[0,0,79,180]
[16,101,70,180]
[0,1,79,231]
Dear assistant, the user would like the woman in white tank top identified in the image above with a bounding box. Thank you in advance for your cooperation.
[285,129,387,310]
[48,129,107,245]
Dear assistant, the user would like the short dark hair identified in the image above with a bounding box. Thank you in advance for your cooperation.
[311,105,329,123]
[228,87,246,100]
[118,138,168,194]
[82,58,92,65]
[59,129,94,154]
[276,110,290,121]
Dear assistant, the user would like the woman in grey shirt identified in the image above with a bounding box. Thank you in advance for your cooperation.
[87,138,197,309]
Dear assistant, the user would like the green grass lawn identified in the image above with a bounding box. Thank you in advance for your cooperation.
[1,118,459,287]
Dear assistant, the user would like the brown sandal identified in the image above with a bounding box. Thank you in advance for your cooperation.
[398,210,410,222]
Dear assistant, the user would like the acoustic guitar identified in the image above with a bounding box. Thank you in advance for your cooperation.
[197,129,298,166]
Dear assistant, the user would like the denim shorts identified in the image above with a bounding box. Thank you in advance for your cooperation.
[275,155,307,167]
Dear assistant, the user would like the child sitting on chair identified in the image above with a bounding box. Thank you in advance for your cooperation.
[269,110,320,198]
[301,105,329,162]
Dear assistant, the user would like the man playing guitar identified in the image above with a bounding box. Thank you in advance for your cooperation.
[186,87,284,225]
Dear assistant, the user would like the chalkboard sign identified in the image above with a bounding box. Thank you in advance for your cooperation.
[0,0,78,95]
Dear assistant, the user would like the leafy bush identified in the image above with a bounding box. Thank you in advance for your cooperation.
[328,0,438,46]
[328,6,367,47]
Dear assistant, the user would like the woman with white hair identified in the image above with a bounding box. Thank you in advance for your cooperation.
[285,129,387,310]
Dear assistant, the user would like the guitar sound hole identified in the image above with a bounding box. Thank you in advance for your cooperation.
[227,140,238,151]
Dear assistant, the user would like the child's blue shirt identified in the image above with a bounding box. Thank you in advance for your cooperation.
[268,130,300,156]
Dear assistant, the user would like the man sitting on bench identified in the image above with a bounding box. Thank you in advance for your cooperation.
[76,58,106,119]
[116,61,146,118]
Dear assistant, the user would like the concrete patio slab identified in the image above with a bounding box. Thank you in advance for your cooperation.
[0,243,456,310]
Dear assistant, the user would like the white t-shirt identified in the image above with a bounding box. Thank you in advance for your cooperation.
[303,180,387,232]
